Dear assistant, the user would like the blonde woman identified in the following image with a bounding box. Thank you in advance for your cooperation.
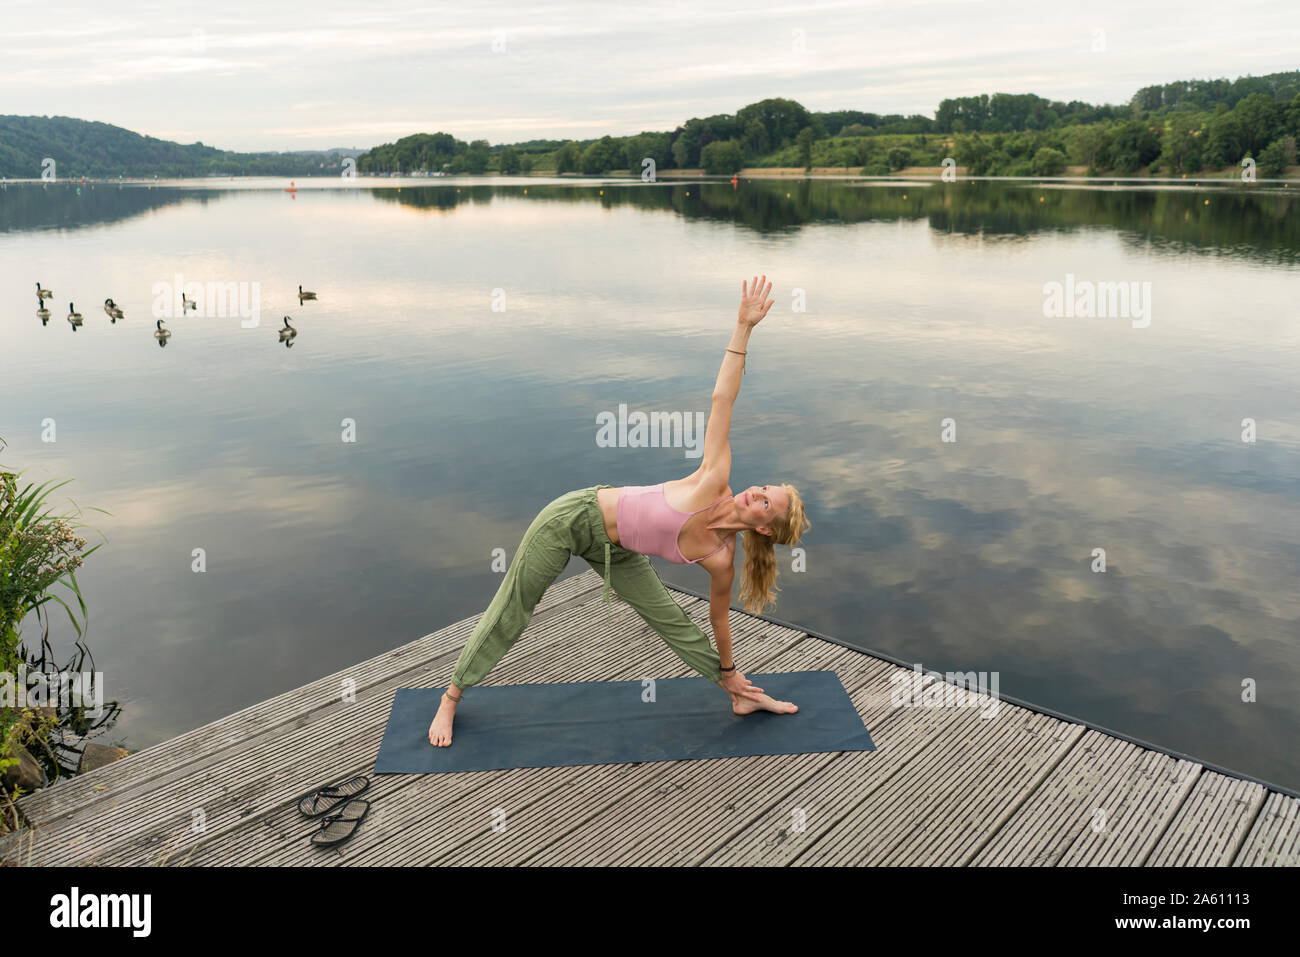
[429,274,812,747]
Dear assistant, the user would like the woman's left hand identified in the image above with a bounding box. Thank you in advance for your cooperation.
[720,669,765,700]
[738,275,774,327]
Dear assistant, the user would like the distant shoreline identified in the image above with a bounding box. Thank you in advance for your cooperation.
[1,168,1295,187]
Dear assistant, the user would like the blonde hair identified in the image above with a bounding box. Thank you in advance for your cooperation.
[737,483,810,615]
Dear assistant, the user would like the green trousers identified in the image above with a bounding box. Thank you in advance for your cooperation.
[450,484,724,689]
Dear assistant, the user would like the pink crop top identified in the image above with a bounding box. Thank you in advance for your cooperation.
[616,484,732,564]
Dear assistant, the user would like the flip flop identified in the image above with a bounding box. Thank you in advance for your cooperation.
[296,775,370,818]
[310,798,370,848]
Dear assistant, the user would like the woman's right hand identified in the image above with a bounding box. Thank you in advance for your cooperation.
[738,275,774,327]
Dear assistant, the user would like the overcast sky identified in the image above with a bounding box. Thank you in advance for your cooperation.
[3,1,1297,153]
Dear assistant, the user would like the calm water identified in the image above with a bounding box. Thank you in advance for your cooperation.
[2,177,1298,790]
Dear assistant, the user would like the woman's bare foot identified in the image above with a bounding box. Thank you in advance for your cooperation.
[728,690,798,716]
[428,693,457,747]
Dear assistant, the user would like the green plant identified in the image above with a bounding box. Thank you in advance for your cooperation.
[0,438,106,811]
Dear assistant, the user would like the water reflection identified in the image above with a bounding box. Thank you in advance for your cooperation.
[19,639,123,784]
[1,178,1297,793]
[2,178,1296,262]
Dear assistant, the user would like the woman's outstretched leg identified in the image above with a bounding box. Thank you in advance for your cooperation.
[590,550,797,715]
[429,497,576,747]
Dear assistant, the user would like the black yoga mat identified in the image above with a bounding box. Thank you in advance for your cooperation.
[373,670,874,773]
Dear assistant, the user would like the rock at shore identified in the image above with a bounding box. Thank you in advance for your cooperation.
[78,742,131,774]
[1,746,42,792]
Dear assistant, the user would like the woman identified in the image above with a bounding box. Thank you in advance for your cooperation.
[429,274,811,747]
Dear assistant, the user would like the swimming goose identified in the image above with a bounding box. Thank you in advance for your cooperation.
[37,301,50,321]
[298,285,317,302]
[181,293,197,311]
[36,282,54,300]
[104,298,125,320]
[67,302,83,327]
[279,316,297,340]
[154,319,171,340]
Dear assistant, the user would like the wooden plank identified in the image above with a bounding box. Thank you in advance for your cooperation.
[789,704,1073,865]
[969,730,1200,866]
[111,592,792,866]
[701,664,960,865]
[14,569,606,826]
[7,570,1297,867]
[245,610,799,866]
[9,583,637,865]
[456,639,865,866]
[1146,771,1267,866]
[1233,791,1300,866]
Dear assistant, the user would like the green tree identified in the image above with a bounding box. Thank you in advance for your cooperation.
[1157,112,1202,173]
[554,141,582,174]
[1233,93,1284,155]
[498,146,521,174]
[742,119,770,156]
[955,133,993,175]
[580,136,623,174]
[1030,147,1068,175]
[701,139,744,174]
[1106,119,1160,173]
[1065,122,1108,170]
[795,127,815,170]
[1286,92,1300,137]
[736,98,811,149]
[463,139,490,173]
[623,132,671,176]
[1256,137,1290,176]
[886,146,912,170]
[1204,107,1244,167]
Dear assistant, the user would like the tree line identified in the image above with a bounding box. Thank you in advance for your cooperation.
[357,71,1299,178]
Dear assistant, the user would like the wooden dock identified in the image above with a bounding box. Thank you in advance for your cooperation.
[3,568,1297,866]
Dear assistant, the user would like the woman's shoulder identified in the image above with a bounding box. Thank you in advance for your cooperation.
[663,473,731,511]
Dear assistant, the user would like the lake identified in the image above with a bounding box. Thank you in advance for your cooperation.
[2,175,1297,791]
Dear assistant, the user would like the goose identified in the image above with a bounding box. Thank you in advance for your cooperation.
[67,302,83,327]
[104,298,125,320]
[279,316,297,340]
[36,282,54,300]
[36,300,50,321]
[181,293,197,311]
[154,319,172,341]
[297,284,317,302]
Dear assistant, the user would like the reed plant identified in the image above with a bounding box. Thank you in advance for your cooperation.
[0,437,105,830]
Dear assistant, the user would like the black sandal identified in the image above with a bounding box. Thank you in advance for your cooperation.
[296,775,370,818]
[310,798,370,848]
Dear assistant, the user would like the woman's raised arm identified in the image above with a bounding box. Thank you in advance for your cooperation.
[699,276,773,477]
